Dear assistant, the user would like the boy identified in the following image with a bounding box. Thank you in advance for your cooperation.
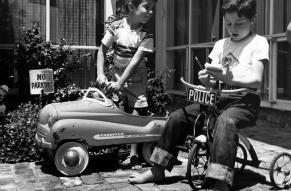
[128,0,269,190]
[96,0,157,169]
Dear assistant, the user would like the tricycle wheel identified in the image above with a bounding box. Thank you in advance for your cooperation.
[234,142,247,174]
[186,143,209,190]
[142,142,156,165]
[269,152,291,189]
[54,142,89,176]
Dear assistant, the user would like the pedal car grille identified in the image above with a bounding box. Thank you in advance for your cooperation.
[37,124,49,139]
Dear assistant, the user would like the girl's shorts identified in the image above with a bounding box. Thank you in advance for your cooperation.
[111,64,148,108]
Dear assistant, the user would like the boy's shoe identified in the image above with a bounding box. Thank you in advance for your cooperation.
[121,155,142,170]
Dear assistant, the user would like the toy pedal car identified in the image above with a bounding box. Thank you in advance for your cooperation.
[35,87,166,176]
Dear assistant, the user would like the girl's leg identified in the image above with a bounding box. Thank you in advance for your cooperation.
[128,164,165,184]
[129,104,200,183]
[123,108,143,169]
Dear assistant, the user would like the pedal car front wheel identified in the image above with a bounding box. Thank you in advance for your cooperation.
[269,152,291,189]
[55,142,89,176]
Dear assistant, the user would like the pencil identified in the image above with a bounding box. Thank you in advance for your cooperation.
[194,57,204,70]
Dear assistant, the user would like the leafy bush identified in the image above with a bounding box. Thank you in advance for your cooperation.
[41,83,84,106]
[0,22,85,163]
[147,71,173,117]
[0,103,41,163]
[16,21,82,102]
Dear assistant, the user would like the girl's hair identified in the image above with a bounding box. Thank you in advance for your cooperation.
[123,0,157,13]
[221,0,256,19]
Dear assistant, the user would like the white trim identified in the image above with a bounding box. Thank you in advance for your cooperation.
[166,45,188,51]
[261,101,291,111]
[187,0,193,82]
[46,0,50,41]
[269,0,274,35]
[52,45,99,50]
[105,0,116,22]
[0,44,15,49]
[269,38,277,103]
[155,0,167,72]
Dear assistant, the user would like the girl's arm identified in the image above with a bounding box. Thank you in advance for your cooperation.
[96,44,108,83]
[109,50,147,90]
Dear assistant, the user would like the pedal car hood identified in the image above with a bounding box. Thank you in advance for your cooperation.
[39,100,122,124]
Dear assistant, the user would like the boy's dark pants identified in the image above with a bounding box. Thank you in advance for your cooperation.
[150,93,260,186]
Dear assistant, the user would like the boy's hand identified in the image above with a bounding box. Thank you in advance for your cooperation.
[205,65,233,85]
[97,74,108,85]
[198,69,213,87]
[108,81,122,92]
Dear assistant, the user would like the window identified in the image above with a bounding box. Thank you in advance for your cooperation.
[49,0,104,88]
[277,41,291,100]
[0,0,47,94]
[273,0,291,34]
[0,0,47,44]
[0,0,105,90]
[50,0,104,46]
[156,0,291,111]
[164,0,221,91]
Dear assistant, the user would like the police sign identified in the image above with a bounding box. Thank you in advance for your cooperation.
[29,69,54,95]
[187,88,217,106]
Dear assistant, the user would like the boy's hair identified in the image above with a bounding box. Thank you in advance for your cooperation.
[123,0,157,13]
[221,0,256,19]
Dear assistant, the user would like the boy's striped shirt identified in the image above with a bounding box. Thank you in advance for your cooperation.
[102,18,154,68]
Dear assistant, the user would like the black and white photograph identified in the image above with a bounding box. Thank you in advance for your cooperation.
[0,0,291,190]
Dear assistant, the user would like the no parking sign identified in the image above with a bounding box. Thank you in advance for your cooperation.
[29,69,54,95]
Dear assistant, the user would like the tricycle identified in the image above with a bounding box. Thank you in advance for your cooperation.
[181,77,291,190]
[35,85,167,176]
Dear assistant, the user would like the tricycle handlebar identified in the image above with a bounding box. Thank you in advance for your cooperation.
[180,77,256,94]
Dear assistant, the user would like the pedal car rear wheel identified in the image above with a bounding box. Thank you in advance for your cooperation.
[55,142,89,176]
[269,152,291,189]
[186,143,209,190]
[234,142,247,174]
[142,142,156,165]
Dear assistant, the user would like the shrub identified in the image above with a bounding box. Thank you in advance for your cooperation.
[0,22,85,163]
[146,71,173,117]
[0,103,41,163]
[41,83,84,106]
[16,21,82,103]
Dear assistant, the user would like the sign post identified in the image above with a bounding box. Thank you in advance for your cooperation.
[29,69,54,95]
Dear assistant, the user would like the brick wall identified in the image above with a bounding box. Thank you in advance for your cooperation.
[258,107,291,129]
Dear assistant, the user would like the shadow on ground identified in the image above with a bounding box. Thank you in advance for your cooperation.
[37,152,152,176]
[233,169,272,190]
[240,120,291,150]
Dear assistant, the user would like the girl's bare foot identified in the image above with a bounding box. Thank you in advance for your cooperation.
[128,165,165,184]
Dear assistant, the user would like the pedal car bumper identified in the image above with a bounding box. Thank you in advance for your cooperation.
[35,123,52,149]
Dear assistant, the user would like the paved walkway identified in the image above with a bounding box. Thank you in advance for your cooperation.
[1,120,291,191]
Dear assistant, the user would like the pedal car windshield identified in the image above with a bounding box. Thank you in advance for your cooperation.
[86,90,105,101]
[82,88,115,107]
